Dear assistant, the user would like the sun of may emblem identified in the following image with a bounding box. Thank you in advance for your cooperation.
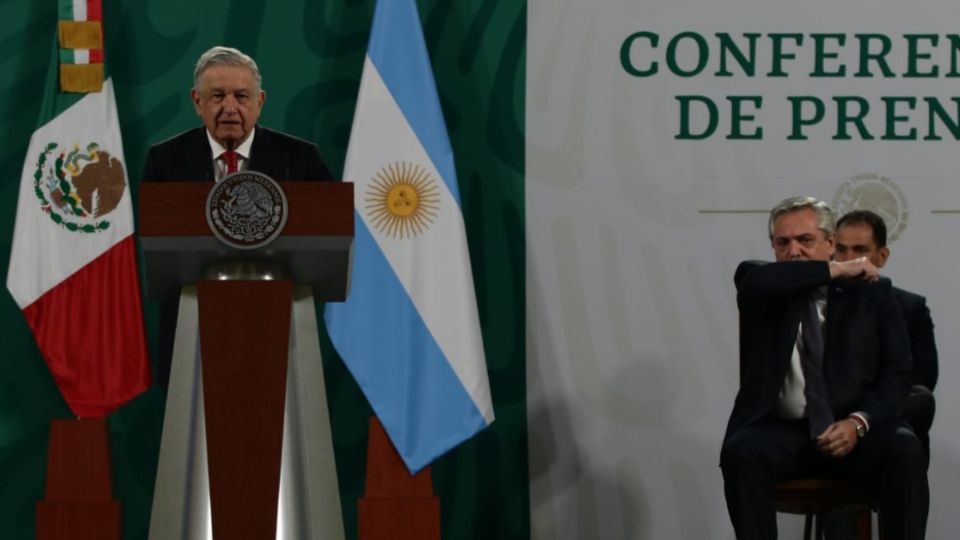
[365,162,440,239]
[33,141,126,233]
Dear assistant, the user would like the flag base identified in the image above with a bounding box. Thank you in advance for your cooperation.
[36,502,120,540]
[36,418,120,540]
[358,417,440,540]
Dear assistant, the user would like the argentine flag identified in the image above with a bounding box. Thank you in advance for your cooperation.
[324,0,495,473]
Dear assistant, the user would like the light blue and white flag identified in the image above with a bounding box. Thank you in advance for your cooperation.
[324,0,495,473]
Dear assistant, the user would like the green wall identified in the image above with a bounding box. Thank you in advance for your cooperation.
[0,1,526,538]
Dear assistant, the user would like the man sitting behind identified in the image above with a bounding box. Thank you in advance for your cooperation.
[835,209,937,452]
[823,210,939,540]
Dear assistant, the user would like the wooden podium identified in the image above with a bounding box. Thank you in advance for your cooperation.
[139,181,353,539]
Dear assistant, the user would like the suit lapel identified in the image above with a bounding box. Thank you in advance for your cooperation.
[185,128,215,182]
[823,282,848,362]
[248,126,284,180]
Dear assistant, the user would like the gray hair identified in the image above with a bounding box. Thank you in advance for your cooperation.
[193,46,262,93]
[767,196,836,239]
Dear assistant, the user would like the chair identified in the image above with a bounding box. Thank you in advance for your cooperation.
[773,477,874,540]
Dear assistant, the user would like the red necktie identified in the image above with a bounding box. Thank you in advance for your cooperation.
[222,150,238,174]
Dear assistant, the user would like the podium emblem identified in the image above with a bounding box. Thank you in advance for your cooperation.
[206,171,288,249]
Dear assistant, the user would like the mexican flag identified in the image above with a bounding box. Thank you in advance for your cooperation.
[5,12,150,418]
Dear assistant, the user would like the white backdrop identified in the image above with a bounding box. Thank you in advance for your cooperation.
[526,1,960,538]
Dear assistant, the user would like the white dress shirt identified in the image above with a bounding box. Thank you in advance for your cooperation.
[206,127,256,182]
[774,288,827,420]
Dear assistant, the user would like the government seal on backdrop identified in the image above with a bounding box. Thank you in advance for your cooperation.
[832,173,909,243]
[206,171,288,250]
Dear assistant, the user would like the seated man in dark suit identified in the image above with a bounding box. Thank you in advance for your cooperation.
[835,210,937,452]
[720,196,928,540]
[821,210,939,540]
[142,45,333,386]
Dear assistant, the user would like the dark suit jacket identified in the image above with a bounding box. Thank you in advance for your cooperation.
[725,260,912,441]
[893,287,938,391]
[141,125,332,182]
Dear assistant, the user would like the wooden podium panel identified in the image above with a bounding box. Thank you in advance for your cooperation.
[138,182,353,237]
[138,182,354,302]
[198,279,293,540]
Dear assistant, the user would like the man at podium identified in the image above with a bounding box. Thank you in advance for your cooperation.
[141,45,334,386]
[142,45,332,183]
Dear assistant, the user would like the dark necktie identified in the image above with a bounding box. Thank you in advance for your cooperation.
[801,295,833,438]
[222,150,239,174]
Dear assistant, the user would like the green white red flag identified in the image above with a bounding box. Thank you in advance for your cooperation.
[5,12,150,417]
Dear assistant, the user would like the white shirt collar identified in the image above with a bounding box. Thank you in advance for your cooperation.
[205,126,256,161]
